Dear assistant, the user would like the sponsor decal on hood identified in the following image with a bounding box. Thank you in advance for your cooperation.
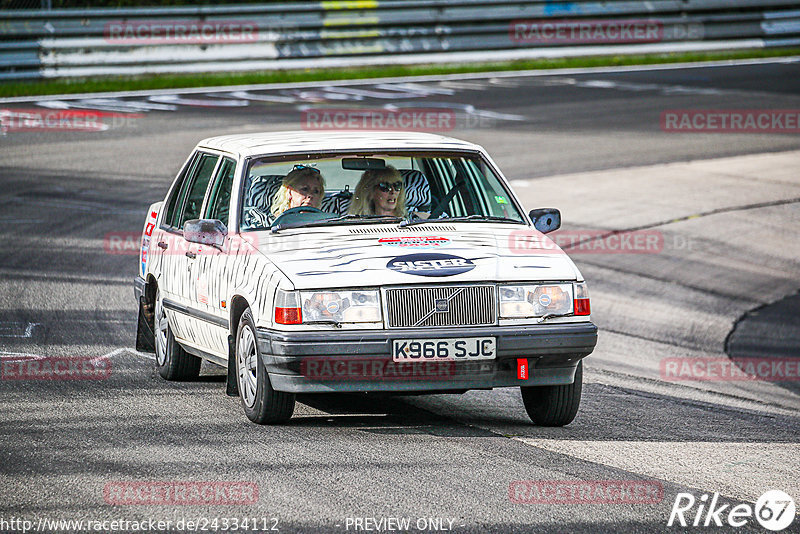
[387,253,475,277]
[378,236,450,248]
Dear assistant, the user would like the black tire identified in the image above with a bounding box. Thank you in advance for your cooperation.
[154,289,201,381]
[236,308,295,424]
[520,361,583,426]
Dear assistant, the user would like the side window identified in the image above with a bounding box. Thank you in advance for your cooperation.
[163,152,199,228]
[205,157,236,227]
[176,153,220,229]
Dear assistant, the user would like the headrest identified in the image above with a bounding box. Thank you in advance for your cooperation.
[321,191,352,216]
[246,174,285,212]
[400,169,431,209]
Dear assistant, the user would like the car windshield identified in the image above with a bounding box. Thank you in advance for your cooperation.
[240,151,526,231]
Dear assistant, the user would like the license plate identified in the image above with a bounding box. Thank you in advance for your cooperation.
[392,337,496,362]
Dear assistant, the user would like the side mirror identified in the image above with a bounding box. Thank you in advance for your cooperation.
[529,208,561,234]
[184,219,227,248]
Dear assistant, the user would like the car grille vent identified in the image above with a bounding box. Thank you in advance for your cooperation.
[349,225,456,234]
[385,285,496,328]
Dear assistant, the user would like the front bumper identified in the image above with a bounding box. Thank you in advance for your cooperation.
[257,322,597,393]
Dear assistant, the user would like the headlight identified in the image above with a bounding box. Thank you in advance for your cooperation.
[275,289,382,325]
[268,289,383,326]
[499,283,574,318]
[301,290,382,323]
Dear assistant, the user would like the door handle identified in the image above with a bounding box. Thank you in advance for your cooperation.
[186,251,197,259]
[158,241,168,249]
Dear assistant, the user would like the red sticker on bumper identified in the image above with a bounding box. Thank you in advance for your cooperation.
[517,358,529,380]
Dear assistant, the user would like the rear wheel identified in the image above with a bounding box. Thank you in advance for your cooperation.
[236,308,295,424]
[520,361,583,426]
[154,288,201,381]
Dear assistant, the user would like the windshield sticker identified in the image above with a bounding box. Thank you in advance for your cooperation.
[378,236,450,248]
[494,196,508,204]
[387,253,475,277]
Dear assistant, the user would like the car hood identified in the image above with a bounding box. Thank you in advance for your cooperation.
[248,223,581,290]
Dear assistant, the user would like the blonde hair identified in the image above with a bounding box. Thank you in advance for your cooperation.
[348,166,406,217]
[270,167,325,217]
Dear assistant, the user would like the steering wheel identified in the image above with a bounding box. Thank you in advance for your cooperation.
[271,206,326,226]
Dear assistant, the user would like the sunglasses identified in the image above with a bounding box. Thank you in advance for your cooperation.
[292,164,320,173]
[376,181,403,193]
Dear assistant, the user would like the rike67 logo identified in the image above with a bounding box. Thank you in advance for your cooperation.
[668,490,795,531]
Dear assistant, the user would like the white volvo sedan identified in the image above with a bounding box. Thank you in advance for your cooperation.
[134,131,597,425]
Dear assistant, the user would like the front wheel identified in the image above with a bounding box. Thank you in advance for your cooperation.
[236,308,295,424]
[154,288,201,381]
[520,361,583,426]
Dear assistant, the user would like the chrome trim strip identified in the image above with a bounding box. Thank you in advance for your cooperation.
[162,297,229,330]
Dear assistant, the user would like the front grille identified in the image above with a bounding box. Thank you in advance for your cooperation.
[385,285,496,328]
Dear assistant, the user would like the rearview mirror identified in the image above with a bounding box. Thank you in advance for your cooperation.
[184,219,227,248]
[341,157,386,170]
[529,208,561,234]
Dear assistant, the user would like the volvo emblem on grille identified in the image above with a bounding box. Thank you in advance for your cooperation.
[434,299,449,312]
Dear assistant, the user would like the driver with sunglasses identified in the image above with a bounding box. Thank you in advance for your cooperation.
[348,165,406,218]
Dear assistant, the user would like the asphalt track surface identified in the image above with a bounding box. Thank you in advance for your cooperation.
[1,59,799,533]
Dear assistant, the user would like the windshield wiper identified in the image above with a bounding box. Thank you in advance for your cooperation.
[331,214,401,222]
[271,214,401,233]
[399,214,523,227]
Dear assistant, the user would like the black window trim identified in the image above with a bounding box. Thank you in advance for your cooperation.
[202,155,238,227]
[161,150,200,233]
[175,153,222,230]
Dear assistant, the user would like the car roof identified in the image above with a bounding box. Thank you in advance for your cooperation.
[196,131,484,157]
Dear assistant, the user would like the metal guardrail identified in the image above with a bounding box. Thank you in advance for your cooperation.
[1,0,799,80]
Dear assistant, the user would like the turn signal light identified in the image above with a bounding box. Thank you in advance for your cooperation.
[574,298,591,315]
[574,281,591,316]
[275,307,302,325]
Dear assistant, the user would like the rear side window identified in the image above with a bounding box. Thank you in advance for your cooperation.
[175,153,220,229]
[163,152,199,228]
[205,157,236,227]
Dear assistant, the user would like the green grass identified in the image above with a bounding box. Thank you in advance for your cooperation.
[2,47,798,99]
